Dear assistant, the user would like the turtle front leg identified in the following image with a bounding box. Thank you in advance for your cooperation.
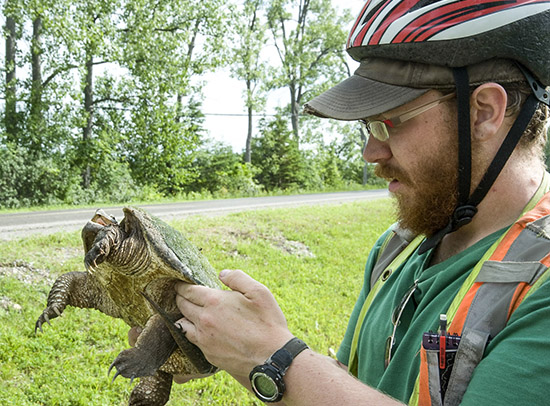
[129,371,173,406]
[83,223,125,272]
[35,271,121,333]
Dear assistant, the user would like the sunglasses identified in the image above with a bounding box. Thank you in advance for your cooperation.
[359,92,456,142]
[384,278,419,369]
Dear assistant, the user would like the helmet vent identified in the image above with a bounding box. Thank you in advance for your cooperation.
[409,0,444,14]
[361,2,386,26]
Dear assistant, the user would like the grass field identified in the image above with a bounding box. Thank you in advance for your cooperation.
[0,199,394,405]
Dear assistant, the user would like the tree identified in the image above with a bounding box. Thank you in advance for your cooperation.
[184,141,260,196]
[120,0,230,195]
[28,1,46,145]
[67,0,122,188]
[251,113,308,190]
[3,0,20,141]
[266,0,351,141]
[228,0,268,163]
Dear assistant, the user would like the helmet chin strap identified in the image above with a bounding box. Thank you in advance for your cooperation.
[418,66,542,255]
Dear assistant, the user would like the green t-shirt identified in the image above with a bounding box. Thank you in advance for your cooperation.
[338,228,550,405]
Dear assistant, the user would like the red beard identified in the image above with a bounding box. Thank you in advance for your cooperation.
[375,159,458,237]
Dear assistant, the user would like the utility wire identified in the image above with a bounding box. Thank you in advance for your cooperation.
[203,112,278,117]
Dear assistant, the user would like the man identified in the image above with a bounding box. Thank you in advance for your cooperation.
[141,1,550,404]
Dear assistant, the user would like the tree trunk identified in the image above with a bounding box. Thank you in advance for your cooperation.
[30,16,44,144]
[4,15,17,140]
[176,93,183,123]
[82,55,94,188]
[289,86,299,142]
[245,79,253,163]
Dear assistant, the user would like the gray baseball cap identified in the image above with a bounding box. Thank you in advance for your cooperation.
[303,58,526,121]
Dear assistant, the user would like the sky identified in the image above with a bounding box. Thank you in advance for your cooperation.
[201,0,366,152]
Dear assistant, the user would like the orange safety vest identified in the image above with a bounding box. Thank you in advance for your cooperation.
[348,176,550,406]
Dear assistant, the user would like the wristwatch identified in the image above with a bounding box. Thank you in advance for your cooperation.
[249,337,309,403]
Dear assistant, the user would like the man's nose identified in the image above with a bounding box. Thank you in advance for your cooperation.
[363,136,392,163]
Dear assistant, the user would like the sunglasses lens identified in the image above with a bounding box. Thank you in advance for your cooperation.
[386,280,419,369]
[385,335,393,368]
[369,121,389,141]
[391,282,417,324]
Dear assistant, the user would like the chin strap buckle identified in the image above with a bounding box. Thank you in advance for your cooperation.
[452,205,478,230]
[417,205,478,255]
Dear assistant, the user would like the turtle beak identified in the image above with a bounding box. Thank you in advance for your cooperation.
[82,209,118,255]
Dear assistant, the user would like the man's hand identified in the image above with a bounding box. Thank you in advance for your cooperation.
[174,269,294,378]
[126,326,212,384]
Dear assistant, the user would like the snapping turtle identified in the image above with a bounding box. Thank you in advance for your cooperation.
[35,207,221,405]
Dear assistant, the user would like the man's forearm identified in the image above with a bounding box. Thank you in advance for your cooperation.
[231,350,403,406]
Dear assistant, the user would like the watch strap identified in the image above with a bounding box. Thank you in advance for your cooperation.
[269,337,309,374]
[249,337,309,402]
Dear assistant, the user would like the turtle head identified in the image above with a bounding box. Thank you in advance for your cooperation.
[82,210,119,253]
[82,209,128,273]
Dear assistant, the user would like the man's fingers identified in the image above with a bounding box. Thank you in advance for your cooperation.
[175,316,197,343]
[218,269,265,297]
[174,282,210,306]
[174,296,202,333]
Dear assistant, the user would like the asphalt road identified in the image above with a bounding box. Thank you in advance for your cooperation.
[0,189,389,240]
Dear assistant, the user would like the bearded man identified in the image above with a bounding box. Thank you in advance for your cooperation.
[137,1,550,405]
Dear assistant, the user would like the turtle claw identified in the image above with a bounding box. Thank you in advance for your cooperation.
[108,362,130,383]
[109,346,159,380]
[84,261,97,275]
[35,303,65,334]
[109,365,122,383]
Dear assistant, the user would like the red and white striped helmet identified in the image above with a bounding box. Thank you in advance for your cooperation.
[348,0,550,84]
[304,0,550,120]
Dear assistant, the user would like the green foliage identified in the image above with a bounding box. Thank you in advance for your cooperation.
[228,0,268,162]
[184,142,262,196]
[125,98,203,195]
[0,199,394,405]
[266,0,352,138]
[0,144,80,209]
[251,114,309,190]
[0,0,373,208]
[545,128,550,170]
[229,0,267,106]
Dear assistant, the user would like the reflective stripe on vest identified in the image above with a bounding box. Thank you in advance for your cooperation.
[416,200,550,406]
[347,172,550,404]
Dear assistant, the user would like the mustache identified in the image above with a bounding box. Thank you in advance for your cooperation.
[374,164,412,185]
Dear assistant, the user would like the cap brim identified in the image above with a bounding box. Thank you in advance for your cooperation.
[303,74,428,121]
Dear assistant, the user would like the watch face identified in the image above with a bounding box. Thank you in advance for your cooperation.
[252,372,278,399]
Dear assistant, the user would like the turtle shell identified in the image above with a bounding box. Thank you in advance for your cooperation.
[122,207,220,289]
[82,206,221,328]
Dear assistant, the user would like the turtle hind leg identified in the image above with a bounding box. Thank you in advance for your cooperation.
[110,314,178,379]
[129,371,172,406]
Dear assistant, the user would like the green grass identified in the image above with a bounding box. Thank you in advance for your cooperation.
[0,199,394,405]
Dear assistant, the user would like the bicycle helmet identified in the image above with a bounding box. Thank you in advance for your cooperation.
[304,0,550,252]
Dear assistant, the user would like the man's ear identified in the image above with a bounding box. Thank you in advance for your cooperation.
[470,83,508,141]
